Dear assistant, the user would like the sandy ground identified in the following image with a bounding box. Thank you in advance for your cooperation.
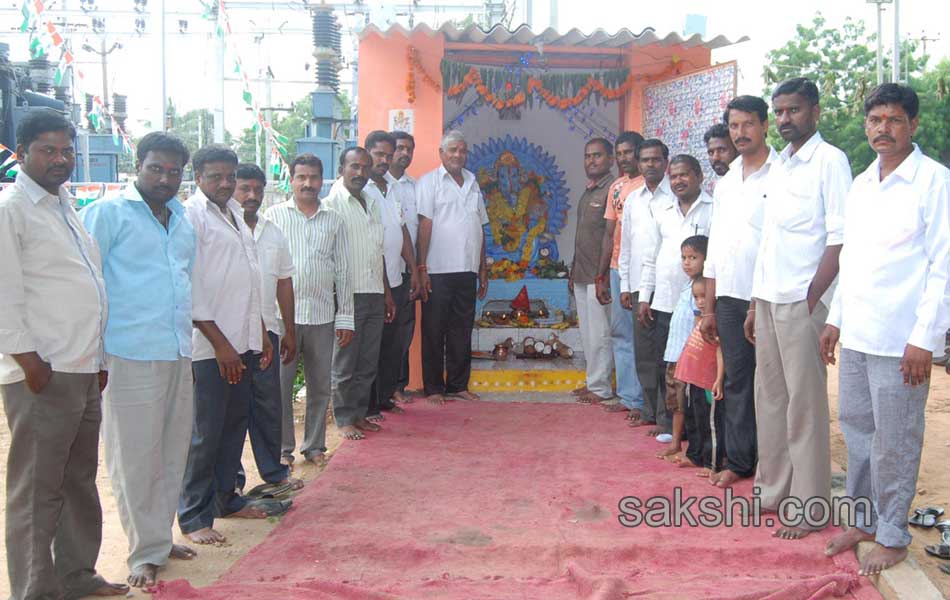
[0,369,948,598]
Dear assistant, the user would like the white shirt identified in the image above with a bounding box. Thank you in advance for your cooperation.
[752,132,852,304]
[638,190,713,313]
[828,145,950,356]
[416,164,489,275]
[252,218,295,336]
[387,170,418,246]
[185,191,263,361]
[618,177,674,294]
[0,172,108,384]
[324,179,385,294]
[366,178,407,287]
[704,148,779,301]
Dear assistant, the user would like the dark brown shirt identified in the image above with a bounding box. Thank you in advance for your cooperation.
[572,172,613,286]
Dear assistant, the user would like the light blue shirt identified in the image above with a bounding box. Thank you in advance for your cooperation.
[664,280,698,363]
[81,184,196,360]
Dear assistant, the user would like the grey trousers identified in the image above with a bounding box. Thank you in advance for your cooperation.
[753,299,831,523]
[102,355,192,572]
[332,293,385,427]
[3,372,109,600]
[280,323,334,460]
[839,348,929,548]
[634,292,666,428]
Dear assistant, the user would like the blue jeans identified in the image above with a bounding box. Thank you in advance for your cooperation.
[610,269,644,409]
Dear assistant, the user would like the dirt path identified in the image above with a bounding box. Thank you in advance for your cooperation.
[0,373,948,597]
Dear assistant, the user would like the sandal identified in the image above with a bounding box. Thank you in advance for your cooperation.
[940,563,950,575]
[909,506,945,528]
[924,543,950,559]
[244,481,293,500]
[247,498,293,517]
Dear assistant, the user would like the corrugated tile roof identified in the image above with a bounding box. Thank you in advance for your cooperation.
[358,22,748,50]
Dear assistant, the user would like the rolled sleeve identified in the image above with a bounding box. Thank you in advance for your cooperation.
[0,205,37,354]
[278,235,295,279]
[416,177,434,219]
[477,189,489,226]
[822,153,852,246]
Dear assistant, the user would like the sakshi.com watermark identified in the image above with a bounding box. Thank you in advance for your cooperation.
[617,487,872,530]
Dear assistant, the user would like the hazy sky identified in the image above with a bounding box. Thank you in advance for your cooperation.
[1,0,946,138]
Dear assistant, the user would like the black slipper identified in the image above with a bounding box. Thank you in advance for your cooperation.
[245,482,294,500]
[247,498,293,517]
[940,563,950,575]
[924,543,950,559]
[909,506,945,528]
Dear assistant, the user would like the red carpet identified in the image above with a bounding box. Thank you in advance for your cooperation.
[155,401,881,600]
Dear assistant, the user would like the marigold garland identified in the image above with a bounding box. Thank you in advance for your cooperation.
[446,66,635,111]
[405,45,441,104]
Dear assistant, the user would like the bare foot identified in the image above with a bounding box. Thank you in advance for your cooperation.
[169,544,197,560]
[626,409,643,424]
[655,445,680,459]
[366,413,385,422]
[281,455,294,471]
[184,527,226,545]
[578,392,607,404]
[677,456,701,468]
[355,418,381,433]
[127,564,157,588]
[825,527,875,557]
[389,404,405,413]
[646,425,663,436]
[708,470,722,485]
[715,469,743,488]
[630,418,654,428]
[339,425,365,440]
[696,468,711,477]
[859,543,907,576]
[455,390,480,401]
[304,453,329,467]
[602,403,627,413]
[278,477,305,490]
[92,581,130,596]
[774,526,812,540]
[393,390,409,403]
[426,393,445,405]
[571,385,590,396]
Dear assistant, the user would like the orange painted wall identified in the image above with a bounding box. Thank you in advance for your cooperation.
[358,31,446,391]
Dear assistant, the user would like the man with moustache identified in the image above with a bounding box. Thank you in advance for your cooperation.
[621,139,675,434]
[362,130,420,419]
[179,145,280,547]
[747,78,852,540]
[700,96,778,489]
[1,110,129,600]
[569,138,615,405]
[638,151,713,439]
[81,132,199,588]
[704,123,738,179]
[416,130,489,404]
[388,131,420,403]
[324,147,395,440]
[593,131,647,418]
[233,163,303,494]
[822,83,950,575]
[266,154,353,466]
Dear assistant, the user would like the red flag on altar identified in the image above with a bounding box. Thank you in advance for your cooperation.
[510,285,530,311]
[674,325,718,392]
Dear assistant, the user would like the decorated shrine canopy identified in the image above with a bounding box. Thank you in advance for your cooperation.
[357,23,744,320]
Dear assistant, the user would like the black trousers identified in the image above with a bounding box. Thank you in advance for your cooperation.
[421,272,476,395]
[716,296,757,477]
[652,310,673,433]
[685,385,725,469]
[369,281,410,415]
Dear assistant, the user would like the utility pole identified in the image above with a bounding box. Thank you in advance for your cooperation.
[82,37,122,124]
[549,0,557,30]
[214,31,226,143]
[892,0,900,83]
[866,0,892,85]
[160,0,167,131]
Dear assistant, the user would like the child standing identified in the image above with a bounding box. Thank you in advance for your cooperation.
[680,277,726,476]
[656,235,708,459]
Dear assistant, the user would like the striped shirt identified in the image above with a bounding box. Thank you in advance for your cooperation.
[263,199,354,330]
[324,179,385,294]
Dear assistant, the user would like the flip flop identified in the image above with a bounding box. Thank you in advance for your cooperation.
[924,543,950,559]
[247,498,293,517]
[909,506,945,528]
[940,563,950,575]
[936,519,950,533]
[244,481,294,500]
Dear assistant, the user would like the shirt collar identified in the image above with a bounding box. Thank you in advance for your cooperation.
[724,146,780,182]
[286,196,328,217]
[330,177,374,209]
[124,183,185,214]
[191,187,242,218]
[252,216,270,241]
[385,170,415,185]
[872,143,923,184]
[437,163,473,187]
[670,190,714,215]
[637,176,672,199]
[586,172,614,190]
[781,130,824,163]
[15,170,72,205]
